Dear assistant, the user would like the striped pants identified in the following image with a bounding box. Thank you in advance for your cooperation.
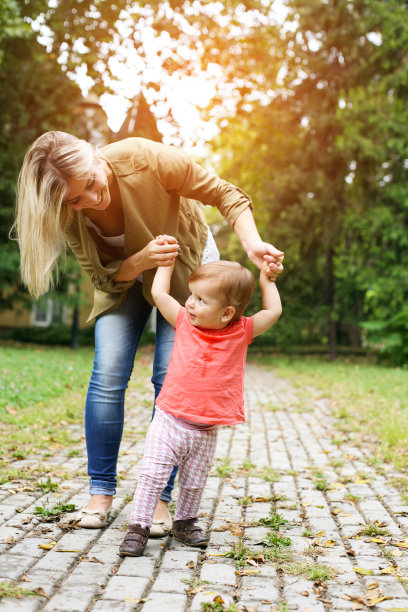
[130,408,218,528]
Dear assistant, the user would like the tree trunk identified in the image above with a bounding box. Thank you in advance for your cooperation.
[327,247,337,361]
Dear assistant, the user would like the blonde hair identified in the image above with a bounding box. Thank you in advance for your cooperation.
[189,260,255,321]
[13,131,96,298]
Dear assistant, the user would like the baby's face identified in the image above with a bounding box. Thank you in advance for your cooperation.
[185,278,231,330]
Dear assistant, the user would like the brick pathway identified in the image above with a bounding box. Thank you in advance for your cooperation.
[1,361,408,611]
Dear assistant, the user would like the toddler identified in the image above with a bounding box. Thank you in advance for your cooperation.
[119,258,282,556]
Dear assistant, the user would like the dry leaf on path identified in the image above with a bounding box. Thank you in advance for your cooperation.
[39,541,56,550]
[354,567,374,575]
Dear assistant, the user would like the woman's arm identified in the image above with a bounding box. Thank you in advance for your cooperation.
[233,208,284,278]
[148,143,284,277]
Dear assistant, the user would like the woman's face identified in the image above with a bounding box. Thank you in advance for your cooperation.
[64,158,111,212]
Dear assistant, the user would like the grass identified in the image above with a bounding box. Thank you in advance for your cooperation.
[214,458,233,478]
[258,513,290,530]
[0,341,152,483]
[35,501,77,518]
[0,342,94,461]
[223,542,253,569]
[362,521,390,537]
[284,561,336,581]
[0,580,45,600]
[252,354,408,469]
[262,532,292,549]
[36,476,59,494]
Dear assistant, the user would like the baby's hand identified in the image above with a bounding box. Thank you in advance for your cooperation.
[262,259,283,283]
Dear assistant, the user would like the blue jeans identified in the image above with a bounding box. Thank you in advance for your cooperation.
[85,282,177,500]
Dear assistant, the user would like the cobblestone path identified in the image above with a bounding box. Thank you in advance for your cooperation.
[1,361,408,611]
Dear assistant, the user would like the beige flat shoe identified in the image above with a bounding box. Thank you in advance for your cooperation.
[75,506,111,528]
[149,514,172,538]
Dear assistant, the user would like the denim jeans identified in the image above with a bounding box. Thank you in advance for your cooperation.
[85,281,177,500]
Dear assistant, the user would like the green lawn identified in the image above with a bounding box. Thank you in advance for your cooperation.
[0,342,94,466]
[0,341,153,484]
[252,353,408,469]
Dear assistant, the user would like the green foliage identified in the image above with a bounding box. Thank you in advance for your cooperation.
[202,0,408,364]
[0,1,89,310]
[361,306,408,366]
[258,513,290,530]
[262,531,292,549]
[2,0,407,366]
[0,580,44,601]
[5,324,95,346]
[36,477,59,494]
[35,501,76,518]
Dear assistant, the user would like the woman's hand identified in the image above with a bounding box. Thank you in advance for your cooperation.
[141,235,180,270]
[232,209,284,281]
[247,240,284,281]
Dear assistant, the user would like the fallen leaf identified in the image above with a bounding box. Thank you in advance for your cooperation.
[366,537,387,544]
[380,567,395,575]
[235,569,261,576]
[124,598,150,604]
[186,560,195,568]
[368,596,390,606]
[354,567,374,575]
[185,585,205,595]
[55,549,82,553]
[39,541,56,550]
[88,556,103,563]
[299,590,309,596]
[33,587,48,598]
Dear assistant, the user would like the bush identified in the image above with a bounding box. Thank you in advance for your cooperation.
[4,323,156,348]
[361,306,408,367]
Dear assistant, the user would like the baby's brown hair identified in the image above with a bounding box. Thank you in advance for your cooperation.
[189,260,255,321]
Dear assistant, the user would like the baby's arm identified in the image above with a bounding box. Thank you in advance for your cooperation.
[252,262,282,337]
[151,263,181,328]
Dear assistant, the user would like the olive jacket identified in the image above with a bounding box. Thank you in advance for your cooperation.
[64,138,253,321]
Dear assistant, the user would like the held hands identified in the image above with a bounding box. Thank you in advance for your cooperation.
[142,234,180,270]
[247,241,284,281]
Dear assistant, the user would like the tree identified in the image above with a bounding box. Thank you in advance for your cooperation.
[193,0,408,360]
[0,1,87,308]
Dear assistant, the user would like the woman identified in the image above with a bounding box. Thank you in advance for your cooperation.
[15,131,283,531]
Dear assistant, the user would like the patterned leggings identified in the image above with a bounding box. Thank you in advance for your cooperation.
[130,408,218,528]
